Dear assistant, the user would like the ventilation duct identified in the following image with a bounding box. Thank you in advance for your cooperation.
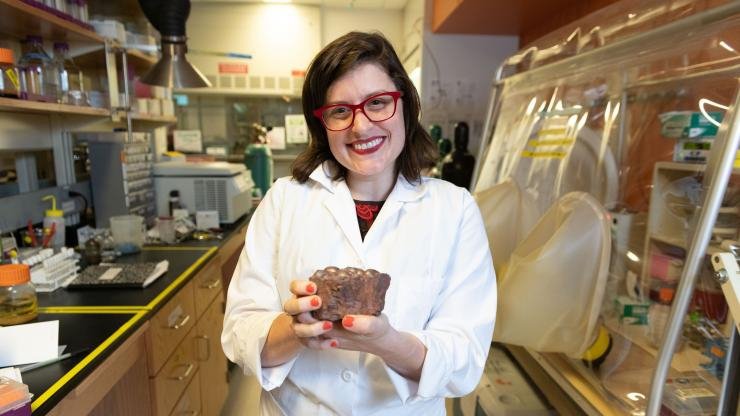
[137,0,211,88]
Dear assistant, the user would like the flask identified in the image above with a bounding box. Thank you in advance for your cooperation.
[42,195,65,249]
[53,42,87,106]
[0,264,38,326]
[0,48,20,98]
[18,36,56,102]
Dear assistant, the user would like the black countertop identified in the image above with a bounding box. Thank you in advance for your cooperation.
[22,214,250,414]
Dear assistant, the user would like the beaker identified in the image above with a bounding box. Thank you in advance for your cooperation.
[109,215,145,254]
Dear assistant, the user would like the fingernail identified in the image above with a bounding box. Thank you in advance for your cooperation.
[330,341,338,348]
[323,321,333,330]
[310,297,320,307]
[342,316,354,328]
[306,283,316,294]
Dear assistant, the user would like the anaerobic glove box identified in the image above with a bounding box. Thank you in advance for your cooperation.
[153,161,254,224]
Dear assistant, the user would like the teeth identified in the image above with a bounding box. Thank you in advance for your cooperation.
[353,137,382,151]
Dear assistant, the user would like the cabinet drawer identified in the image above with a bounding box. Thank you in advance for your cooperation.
[169,371,201,416]
[193,254,223,319]
[151,326,199,416]
[148,284,196,375]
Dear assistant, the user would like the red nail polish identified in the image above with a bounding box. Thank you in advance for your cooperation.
[343,316,354,327]
[330,341,338,348]
[310,297,320,307]
[323,321,332,330]
[307,283,316,294]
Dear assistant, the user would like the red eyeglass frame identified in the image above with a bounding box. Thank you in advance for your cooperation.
[312,91,403,131]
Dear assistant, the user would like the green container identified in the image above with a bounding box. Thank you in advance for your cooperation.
[245,143,274,196]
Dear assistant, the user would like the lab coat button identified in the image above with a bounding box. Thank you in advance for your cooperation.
[341,369,354,382]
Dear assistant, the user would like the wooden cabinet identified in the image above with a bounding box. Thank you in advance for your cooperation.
[147,282,197,375]
[146,252,230,416]
[170,373,202,416]
[150,326,199,416]
[195,293,229,416]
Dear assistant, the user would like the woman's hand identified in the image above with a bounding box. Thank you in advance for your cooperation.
[282,280,336,350]
[328,314,393,351]
[331,314,427,381]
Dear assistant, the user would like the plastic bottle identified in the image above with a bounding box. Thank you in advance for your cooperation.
[0,48,20,98]
[53,42,87,106]
[42,195,65,249]
[18,36,56,102]
[0,264,38,326]
[245,143,274,196]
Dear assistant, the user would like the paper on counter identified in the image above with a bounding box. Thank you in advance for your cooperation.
[0,320,59,367]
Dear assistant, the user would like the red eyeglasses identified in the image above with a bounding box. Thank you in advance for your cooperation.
[313,91,403,131]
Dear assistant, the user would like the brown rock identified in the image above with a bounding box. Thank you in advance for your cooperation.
[309,266,391,321]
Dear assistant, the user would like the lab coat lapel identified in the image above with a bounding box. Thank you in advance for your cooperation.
[310,163,364,258]
[322,181,364,258]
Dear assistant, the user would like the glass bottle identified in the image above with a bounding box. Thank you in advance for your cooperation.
[78,0,88,22]
[65,0,80,20]
[18,36,56,102]
[53,42,87,106]
[0,264,38,326]
[0,48,20,98]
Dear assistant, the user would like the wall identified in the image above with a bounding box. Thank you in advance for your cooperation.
[187,3,321,82]
[322,7,403,50]
[419,0,518,157]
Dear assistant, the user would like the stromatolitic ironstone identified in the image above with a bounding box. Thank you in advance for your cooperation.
[309,266,391,321]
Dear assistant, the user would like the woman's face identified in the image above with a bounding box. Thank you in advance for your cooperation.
[323,62,405,184]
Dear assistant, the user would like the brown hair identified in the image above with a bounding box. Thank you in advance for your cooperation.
[292,31,437,183]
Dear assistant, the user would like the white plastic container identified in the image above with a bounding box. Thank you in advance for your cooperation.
[0,376,31,416]
[41,195,65,249]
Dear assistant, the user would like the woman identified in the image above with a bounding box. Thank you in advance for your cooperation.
[222,31,496,415]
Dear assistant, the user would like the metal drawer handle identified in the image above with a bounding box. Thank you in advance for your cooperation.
[195,335,211,361]
[168,314,191,330]
[200,278,221,290]
[169,363,194,380]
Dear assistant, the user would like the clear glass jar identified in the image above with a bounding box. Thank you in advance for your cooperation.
[53,42,88,106]
[18,36,56,103]
[0,264,38,326]
[0,48,20,98]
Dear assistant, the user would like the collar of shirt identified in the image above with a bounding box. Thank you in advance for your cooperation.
[308,161,428,204]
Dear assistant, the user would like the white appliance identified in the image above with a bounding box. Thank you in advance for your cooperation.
[153,161,254,224]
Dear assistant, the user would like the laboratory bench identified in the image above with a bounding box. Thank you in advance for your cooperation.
[24,214,250,416]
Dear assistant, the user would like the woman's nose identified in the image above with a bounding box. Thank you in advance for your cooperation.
[352,108,373,134]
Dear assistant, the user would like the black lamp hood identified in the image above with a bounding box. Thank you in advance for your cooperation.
[137,0,211,88]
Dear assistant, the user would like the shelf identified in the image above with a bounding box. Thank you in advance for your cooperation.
[73,45,158,75]
[0,0,103,43]
[0,97,110,116]
[174,88,301,99]
[129,113,177,126]
[604,316,709,373]
[649,233,730,256]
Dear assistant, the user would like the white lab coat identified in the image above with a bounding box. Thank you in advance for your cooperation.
[222,163,496,415]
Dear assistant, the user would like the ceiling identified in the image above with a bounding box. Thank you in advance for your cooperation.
[192,0,409,10]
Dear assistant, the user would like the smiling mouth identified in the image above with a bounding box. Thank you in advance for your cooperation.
[350,137,385,154]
